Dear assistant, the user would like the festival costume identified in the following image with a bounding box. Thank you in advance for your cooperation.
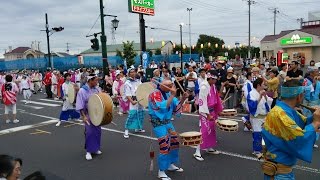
[56,81,80,126]
[20,79,32,103]
[124,77,144,137]
[148,88,184,179]
[262,99,316,179]
[247,88,272,155]
[194,80,223,160]
[112,78,129,114]
[241,80,253,130]
[76,84,102,159]
[51,74,58,98]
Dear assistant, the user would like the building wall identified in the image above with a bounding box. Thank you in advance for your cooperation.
[261,30,320,63]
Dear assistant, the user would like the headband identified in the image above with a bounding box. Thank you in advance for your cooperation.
[280,86,304,98]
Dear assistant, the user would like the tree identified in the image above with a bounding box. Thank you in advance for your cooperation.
[116,41,137,67]
[196,34,225,58]
[155,48,162,55]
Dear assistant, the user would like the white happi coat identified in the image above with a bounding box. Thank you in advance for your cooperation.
[247,88,272,132]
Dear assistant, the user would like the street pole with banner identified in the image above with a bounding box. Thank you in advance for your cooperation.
[128,0,155,66]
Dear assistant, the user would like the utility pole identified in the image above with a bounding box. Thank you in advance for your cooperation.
[244,0,255,59]
[139,14,146,66]
[179,24,183,69]
[66,43,70,53]
[99,0,109,75]
[297,18,304,28]
[269,8,279,35]
[187,8,192,60]
[45,13,51,68]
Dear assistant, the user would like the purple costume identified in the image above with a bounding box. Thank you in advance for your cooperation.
[76,84,101,153]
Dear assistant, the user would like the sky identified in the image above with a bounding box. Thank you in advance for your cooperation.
[0,0,319,58]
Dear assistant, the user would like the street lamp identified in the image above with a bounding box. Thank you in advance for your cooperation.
[215,43,218,48]
[111,18,119,30]
[179,23,184,68]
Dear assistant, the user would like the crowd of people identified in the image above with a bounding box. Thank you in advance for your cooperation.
[0,55,320,180]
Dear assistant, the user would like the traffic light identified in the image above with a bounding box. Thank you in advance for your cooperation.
[52,27,64,32]
[91,38,99,51]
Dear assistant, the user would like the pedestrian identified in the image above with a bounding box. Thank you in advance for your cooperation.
[123,68,145,139]
[148,80,189,180]
[193,73,223,161]
[56,73,80,127]
[262,69,279,108]
[1,75,19,124]
[20,75,32,104]
[112,70,129,115]
[76,74,103,160]
[262,79,320,179]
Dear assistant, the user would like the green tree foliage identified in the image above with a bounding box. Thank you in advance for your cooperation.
[155,48,162,55]
[115,41,137,67]
[196,34,225,57]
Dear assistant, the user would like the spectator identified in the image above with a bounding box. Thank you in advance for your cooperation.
[185,66,197,92]
[159,61,168,70]
[174,67,185,99]
[203,59,211,72]
[232,55,243,76]
[221,67,237,109]
[161,68,171,81]
[149,61,158,68]
[287,61,303,80]
[0,155,22,180]
[189,58,197,67]
[262,69,279,108]
[216,62,227,91]
[259,64,266,77]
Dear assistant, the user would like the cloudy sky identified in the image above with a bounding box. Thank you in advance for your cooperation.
[0,0,319,57]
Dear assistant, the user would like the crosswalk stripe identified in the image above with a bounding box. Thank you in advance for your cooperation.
[20,100,61,107]
[39,99,63,103]
[20,104,43,110]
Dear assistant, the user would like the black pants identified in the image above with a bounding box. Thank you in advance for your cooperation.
[271,98,277,109]
[45,84,52,98]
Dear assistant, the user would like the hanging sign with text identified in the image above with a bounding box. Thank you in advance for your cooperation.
[128,0,155,16]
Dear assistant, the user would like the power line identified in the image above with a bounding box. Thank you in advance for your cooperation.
[86,15,101,37]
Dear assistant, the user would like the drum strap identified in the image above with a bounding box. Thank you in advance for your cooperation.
[261,160,292,179]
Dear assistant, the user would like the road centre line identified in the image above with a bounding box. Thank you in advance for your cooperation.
[20,104,43,110]
[0,111,318,174]
[39,99,63,103]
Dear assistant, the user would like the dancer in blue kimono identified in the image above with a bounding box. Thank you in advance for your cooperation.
[148,80,189,180]
[262,79,320,180]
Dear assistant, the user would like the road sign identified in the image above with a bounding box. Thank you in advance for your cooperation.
[128,0,155,16]
[142,52,149,69]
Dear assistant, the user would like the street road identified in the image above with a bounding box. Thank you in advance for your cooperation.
[0,93,319,180]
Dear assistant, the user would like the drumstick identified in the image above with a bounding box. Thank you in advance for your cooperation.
[151,79,171,90]
[174,76,186,94]
[111,121,117,126]
[299,104,317,113]
[223,88,230,102]
[222,96,231,104]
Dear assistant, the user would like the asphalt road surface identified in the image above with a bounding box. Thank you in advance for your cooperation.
[0,93,319,180]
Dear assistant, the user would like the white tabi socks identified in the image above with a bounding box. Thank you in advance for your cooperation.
[193,145,204,161]
[158,170,171,180]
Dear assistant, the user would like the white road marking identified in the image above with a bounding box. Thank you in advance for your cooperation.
[39,99,63,103]
[20,100,61,107]
[0,111,318,174]
[20,104,43,110]
[0,119,57,136]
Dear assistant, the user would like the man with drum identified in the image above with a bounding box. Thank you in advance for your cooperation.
[76,74,102,160]
[148,80,189,180]
[194,73,223,161]
[56,73,80,127]
[123,68,145,139]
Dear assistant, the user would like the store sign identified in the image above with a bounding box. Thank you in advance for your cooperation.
[280,34,312,45]
[282,53,289,63]
[128,0,155,16]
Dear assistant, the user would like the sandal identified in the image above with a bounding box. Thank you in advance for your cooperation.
[168,167,184,172]
[193,154,204,161]
[158,177,171,180]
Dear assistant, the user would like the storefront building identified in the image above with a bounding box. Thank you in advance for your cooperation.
[260,20,320,66]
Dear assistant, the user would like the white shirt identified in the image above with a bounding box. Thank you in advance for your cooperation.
[20,79,30,90]
[150,64,158,68]
[124,78,142,110]
[51,74,57,85]
[186,72,197,88]
[189,61,196,67]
